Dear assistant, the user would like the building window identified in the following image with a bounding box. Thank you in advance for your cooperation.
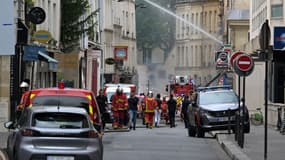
[191,13,194,34]
[177,47,180,66]
[143,48,151,64]
[186,46,189,67]
[271,4,283,18]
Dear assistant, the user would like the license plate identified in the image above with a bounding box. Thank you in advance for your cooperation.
[218,117,228,122]
[47,156,74,160]
[218,117,235,122]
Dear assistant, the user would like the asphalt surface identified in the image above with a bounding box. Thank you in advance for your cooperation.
[103,120,231,160]
[6,118,284,160]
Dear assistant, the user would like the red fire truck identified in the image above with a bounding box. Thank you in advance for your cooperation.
[166,75,195,96]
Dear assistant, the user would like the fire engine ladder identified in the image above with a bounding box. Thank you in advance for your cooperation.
[205,69,229,87]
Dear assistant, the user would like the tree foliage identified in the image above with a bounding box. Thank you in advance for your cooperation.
[136,0,176,55]
[60,0,98,53]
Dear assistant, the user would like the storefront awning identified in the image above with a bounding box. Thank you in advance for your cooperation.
[38,51,58,63]
[38,51,58,71]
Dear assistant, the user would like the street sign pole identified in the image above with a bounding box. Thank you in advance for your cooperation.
[241,75,246,148]
[260,19,270,160]
[264,56,268,160]
[232,53,254,148]
[237,75,241,145]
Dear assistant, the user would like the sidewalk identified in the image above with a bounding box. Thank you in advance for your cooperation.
[0,132,9,160]
[215,124,285,160]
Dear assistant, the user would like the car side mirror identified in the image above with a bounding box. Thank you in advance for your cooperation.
[4,121,15,130]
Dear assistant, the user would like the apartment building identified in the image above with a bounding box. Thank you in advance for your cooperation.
[249,0,285,104]
[175,0,223,86]
[100,0,138,84]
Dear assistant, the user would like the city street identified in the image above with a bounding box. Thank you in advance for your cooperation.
[103,120,231,160]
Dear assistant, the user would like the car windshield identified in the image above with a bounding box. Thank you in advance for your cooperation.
[32,96,89,111]
[32,112,89,128]
[199,91,238,105]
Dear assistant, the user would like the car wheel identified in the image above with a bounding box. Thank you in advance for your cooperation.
[244,123,250,133]
[196,126,205,138]
[188,124,196,137]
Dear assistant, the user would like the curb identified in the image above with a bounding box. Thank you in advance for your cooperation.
[211,132,251,160]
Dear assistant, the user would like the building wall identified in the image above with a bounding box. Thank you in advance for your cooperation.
[0,56,10,131]
[175,0,222,86]
[54,53,79,86]
[35,0,61,44]
[101,0,137,82]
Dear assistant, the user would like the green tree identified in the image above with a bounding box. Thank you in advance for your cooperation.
[60,0,98,52]
[136,0,176,60]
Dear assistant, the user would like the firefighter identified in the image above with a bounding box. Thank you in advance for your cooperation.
[96,89,108,130]
[144,91,157,129]
[161,96,169,124]
[167,94,177,128]
[112,88,128,129]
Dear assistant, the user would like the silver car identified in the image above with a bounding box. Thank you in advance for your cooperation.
[4,106,103,160]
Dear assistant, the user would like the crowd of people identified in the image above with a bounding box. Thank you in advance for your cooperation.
[96,87,196,131]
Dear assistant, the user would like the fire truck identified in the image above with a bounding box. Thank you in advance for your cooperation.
[166,75,195,97]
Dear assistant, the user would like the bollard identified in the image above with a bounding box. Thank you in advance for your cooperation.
[277,107,282,130]
[235,112,238,141]
[281,108,285,134]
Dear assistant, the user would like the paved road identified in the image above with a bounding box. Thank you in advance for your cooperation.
[103,121,231,160]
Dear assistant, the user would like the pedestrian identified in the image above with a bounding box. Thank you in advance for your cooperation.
[96,89,108,130]
[161,96,169,124]
[112,88,128,129]
[181,95,191,128]
[154,93,162,127]
[167,94,177,128]
[144,91,157,129]
[128,91,139,130]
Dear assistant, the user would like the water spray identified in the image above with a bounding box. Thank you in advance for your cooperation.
[142,0,224,45]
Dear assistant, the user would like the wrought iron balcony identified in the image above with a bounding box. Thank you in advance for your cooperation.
[176,0,204,4]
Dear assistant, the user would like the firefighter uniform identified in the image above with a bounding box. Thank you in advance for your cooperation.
[161,97,169,124]
[112,90,128,129]
[144,95,157,129]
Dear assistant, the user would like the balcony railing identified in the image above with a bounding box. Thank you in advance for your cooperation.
[176,0,204,4]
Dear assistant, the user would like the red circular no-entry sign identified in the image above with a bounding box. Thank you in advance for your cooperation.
[230,51,245,67]
[236,54,253,72]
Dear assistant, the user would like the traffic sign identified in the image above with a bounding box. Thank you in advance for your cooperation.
[219,52,228,61]
[236,55,253,72]
[259,20,270,50]
[230,51,245,67]
[33,30,52,43]
[233,54,254,76]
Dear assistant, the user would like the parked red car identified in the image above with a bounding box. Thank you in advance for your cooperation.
[16,82,102,132]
